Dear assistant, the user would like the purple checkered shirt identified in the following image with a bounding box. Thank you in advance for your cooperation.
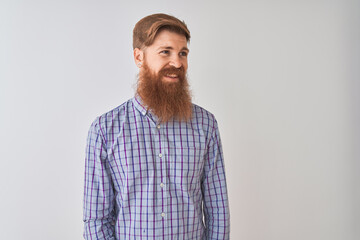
[83,96,230,239]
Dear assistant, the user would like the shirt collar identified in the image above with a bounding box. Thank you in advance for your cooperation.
[133,94,160,123]
[132,94,149,116]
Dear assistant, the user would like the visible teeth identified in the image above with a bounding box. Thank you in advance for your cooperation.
[167,74,178,78]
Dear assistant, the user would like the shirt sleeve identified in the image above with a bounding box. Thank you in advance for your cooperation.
[201,118,230,240]
[83,117,116,240]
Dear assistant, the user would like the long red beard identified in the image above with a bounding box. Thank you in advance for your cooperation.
[136,61,192,123]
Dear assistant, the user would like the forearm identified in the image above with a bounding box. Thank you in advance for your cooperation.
[202,178,230,240]
[203,205,230,240]
[83,217,116,240]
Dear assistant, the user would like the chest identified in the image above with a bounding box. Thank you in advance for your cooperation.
[106,119,208,191]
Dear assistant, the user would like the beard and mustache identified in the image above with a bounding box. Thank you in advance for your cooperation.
[136,59,192,123]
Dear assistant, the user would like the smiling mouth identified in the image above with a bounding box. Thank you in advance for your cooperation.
[163,74,179,81]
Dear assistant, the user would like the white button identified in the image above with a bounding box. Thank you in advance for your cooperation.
[161,212,165,217]
[160,183,164,188]
[159,153,162,158]
[157,125,161,129]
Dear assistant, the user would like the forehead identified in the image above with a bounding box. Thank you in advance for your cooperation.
[150,30,188,49]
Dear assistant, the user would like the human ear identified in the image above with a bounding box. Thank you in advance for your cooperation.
[133,48,144,68]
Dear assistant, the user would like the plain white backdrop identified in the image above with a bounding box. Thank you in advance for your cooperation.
[1,0,359,239]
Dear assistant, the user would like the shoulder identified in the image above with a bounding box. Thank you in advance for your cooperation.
[191,103,219,132]
[88,98,134,139]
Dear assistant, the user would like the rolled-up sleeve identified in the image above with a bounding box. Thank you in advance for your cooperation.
[201,118,230,240]
[83,117,116,240]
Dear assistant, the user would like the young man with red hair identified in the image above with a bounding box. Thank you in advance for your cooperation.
[83,13,230,240]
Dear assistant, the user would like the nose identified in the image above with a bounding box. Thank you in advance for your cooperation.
[169,56,182,68]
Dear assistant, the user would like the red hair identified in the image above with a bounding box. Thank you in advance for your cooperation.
[133,13,190,50]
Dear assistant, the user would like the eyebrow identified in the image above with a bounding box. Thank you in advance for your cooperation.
[157,46,189,52]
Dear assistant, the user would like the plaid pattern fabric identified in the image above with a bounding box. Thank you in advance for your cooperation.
[83,96,230,239]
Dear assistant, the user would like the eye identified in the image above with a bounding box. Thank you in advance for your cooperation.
[180,51,188,57]
[160,50,170,54]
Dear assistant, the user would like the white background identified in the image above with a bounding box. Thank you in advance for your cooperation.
[1,0,359,239]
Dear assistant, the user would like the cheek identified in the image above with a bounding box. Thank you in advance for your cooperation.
[183,62,188,71]
[145,55,164,71]
[182,58,188,68]
[153,60,167,72]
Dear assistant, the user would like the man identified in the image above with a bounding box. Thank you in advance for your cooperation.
[83,13,230,240]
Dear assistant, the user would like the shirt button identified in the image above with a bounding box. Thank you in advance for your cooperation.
[157,125,160,129]
[159,153,162,158]
[160,182,164,188]
[161,212,165,217]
